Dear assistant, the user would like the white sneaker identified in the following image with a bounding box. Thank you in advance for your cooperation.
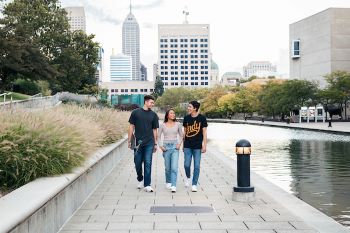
[137,181,143,189]
[185,178,191,187]
[171,186,176,193]
[191,185,198,192]
[166,183,171,189]
[144,186,154,192]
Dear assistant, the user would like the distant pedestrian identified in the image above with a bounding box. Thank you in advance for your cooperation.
[128,95,159,192]
[158,109,183,193]
[183,100,208,192]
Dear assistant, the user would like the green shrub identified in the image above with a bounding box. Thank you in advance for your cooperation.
[13,79,40,95]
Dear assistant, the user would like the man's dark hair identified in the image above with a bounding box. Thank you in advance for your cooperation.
[144,95,155,103]
[189,100,200,111]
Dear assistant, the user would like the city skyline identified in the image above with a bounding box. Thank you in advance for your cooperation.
[60,0,350,81]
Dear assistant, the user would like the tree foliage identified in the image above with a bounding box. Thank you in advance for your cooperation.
[153,75,164,99]
[0,0,99,94]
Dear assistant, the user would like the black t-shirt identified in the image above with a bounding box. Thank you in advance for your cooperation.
[183,114,208,149]
[129,108,159,146]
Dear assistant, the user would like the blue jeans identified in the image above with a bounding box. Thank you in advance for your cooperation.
[184,148,202,186]
[163,142,179,187]
[134,142,154,187]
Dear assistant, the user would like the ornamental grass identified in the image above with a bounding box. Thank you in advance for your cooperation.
[0,105,129,191]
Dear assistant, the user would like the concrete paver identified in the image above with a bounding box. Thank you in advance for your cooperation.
[59,146,321,233]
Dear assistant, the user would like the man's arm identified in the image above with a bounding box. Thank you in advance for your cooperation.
[153,128,158,153]
[202,127,207,153]
[128,124,135,149]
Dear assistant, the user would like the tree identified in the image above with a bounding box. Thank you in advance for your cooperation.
[156,87,195,111]
[153,75,164,98]
[230,88,259,117]
[0,0,100,94]
[201,86,227,118]
[52,31,100,93]
[218,93,236,114]
[324,71,350,118]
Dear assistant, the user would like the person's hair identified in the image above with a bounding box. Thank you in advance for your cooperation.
[144,95,155,103]
[189,100,200,111]
[164,109,177,123]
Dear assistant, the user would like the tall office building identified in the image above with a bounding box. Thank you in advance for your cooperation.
[158,24,211,88]
[110,49,132,82]
[122,5,141,80]
[95,47,104,83]
[243,61,277,78]
[140,63,148,81]
[153,63,159,80]
[65,7,86,32]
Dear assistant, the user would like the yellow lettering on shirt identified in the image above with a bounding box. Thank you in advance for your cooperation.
[185,121,201,137]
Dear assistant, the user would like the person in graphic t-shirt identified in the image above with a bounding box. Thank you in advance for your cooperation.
[182,100,208,192]
[128,95,159,192]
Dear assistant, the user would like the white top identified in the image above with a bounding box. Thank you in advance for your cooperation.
[158,122,183,146]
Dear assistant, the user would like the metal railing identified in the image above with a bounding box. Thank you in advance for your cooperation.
[0,92,13,104]
[0,93,60,111]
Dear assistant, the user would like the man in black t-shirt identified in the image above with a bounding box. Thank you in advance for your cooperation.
[183,100,208,192]
[128,95,159,192]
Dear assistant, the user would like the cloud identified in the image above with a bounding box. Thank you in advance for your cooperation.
[143,22,154,29]
[133,0,164,10]
[85,2,121,25]
[61,0,121,25]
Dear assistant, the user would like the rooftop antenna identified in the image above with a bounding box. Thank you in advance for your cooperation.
[183,6,189,24]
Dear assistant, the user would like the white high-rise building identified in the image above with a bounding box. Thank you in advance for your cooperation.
[122,5,141,81]
[158,24,211,89]
[243,61,277,78]
[110,50,132,82]
[65,7,86,32]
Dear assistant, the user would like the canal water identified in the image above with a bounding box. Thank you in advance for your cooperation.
[208,123,350,228]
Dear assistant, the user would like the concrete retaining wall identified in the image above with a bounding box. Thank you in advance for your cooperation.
[0,137,127,233]
[0,95,60,110]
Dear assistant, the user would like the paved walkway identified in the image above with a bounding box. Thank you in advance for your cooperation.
[209,119,350,134]
[58,146,322,233]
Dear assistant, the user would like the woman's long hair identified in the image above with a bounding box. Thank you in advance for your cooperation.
[164,109,177,123]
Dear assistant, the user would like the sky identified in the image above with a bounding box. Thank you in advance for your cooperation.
[60,0,350,81]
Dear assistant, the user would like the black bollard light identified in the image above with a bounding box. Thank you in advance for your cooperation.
[262,117,264,122]
[234,139,254,193]
[328,119,332,127]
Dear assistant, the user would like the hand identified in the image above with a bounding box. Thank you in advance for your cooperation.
[153,145,158,153]
[160,146,167,152]
[201,146,207,153]
[128,142,132,149]
[176,144,181,150]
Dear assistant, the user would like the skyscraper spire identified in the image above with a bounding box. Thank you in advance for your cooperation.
[183,6,189,24]
[129,0,132,13]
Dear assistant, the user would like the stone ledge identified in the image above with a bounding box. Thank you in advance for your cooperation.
[0,136,127,233]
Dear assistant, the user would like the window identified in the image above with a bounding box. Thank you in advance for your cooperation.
[292,39,300,58]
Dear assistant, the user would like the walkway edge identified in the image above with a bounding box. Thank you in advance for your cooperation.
[0,136,128,233]
[207,118,350,135]
[208,146,350,233]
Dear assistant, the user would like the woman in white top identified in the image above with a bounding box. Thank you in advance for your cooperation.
[158,109,183,193]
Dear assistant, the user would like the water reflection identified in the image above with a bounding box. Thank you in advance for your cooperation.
[208,123,350,228]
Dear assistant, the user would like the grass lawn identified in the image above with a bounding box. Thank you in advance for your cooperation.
[0,92,31,102]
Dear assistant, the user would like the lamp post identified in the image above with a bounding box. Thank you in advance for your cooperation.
[233,139,255,202]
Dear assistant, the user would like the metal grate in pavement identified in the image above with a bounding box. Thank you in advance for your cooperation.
[150,206,214,213]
